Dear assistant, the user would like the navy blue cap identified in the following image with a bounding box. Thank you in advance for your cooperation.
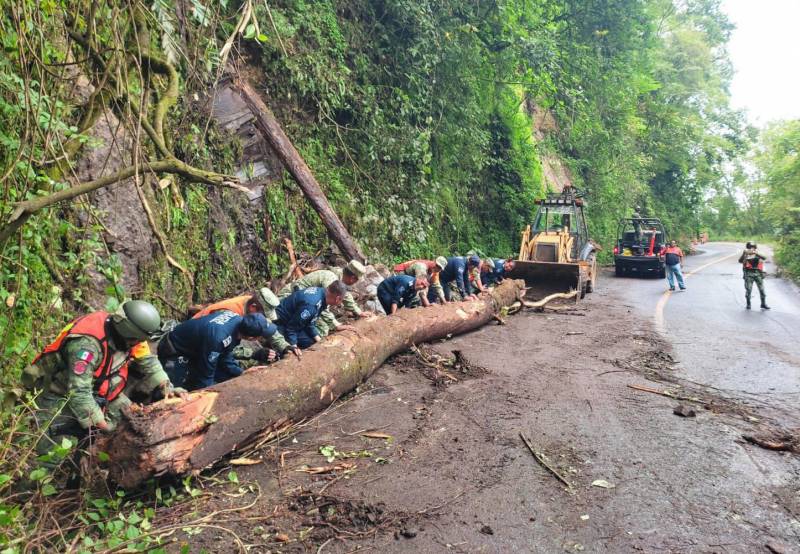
[240,313,275,338]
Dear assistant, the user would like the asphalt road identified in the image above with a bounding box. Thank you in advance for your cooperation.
[191,244,800,552]
[627,241,800,424]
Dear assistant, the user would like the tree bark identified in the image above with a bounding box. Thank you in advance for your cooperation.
[99,280,523,488]
[232,78,365,263]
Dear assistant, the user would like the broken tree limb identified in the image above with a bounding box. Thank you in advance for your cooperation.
[283,238,304,280]
[627,384,709,406]
[521,290,577,309]
[519,432,573,491]
[232,78,365,263]
[742,434,798,453]
[98,280,524,488]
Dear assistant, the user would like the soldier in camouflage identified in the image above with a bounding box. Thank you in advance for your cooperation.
[738,242,771,310]
[22,301,186,467]
[278,260,368,336]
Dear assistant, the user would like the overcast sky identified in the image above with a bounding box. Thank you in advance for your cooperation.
[723,0,800,125]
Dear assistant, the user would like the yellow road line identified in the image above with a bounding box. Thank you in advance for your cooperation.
[654,251,740,334]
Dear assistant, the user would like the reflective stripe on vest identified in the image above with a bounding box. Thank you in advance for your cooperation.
[192,295,251,319]
[33,311,131,403]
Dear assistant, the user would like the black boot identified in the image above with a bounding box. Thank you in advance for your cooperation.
[746,297,751,310]
[761,299,770,310]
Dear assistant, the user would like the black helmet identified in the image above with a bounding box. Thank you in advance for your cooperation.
[112,300,162,341]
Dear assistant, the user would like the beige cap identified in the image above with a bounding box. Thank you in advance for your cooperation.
[435,256,448,270]
[257,287,280,309]
[345,260,366,278]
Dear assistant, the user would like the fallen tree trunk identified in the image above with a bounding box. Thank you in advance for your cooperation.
[232,78,364,262]
[100,280,523,488]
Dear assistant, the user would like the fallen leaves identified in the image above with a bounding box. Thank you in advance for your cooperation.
[229,457,262,466]
[359,431,393,440]
[591,479,615,489]
[319,444,374,463]
[296,462,357,474]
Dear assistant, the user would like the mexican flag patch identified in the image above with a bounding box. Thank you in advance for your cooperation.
[77,350,94,362]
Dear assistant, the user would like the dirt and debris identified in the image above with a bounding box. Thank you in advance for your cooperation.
[742,431,799,453]
[673,404,697,417]
[179,274,800,553]
[287,491,403,540]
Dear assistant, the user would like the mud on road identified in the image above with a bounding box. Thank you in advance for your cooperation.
[188,272,800,553]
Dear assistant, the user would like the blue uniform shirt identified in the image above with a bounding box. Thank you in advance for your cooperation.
[482,259,507,286]
[275,287,327,347]
[439,257,472,299]
[377,274,418,309]
[167,310,274,389]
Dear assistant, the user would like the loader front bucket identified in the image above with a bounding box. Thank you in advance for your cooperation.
[508,260,585,300]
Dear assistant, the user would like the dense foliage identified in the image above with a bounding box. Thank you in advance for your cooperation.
[0,0,751,548]
[704,120,800,278]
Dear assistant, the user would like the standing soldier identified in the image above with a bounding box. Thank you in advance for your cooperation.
[738,242,770,310]
[278,260,368,336]
[22,300,184,467]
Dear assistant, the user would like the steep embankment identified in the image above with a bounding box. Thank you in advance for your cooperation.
[1,0,746,417]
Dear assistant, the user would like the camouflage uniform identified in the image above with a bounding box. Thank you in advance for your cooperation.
[744,269,765,301]
[23,336,168,461]
[277,268,361,336]
[402,261,445,304]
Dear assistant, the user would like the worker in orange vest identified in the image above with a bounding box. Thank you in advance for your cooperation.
[192,288,280,321]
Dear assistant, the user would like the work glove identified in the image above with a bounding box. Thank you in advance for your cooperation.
[252,348,277,363]
[284,345,302,359]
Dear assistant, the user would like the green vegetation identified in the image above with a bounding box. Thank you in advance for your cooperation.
[705,120,800,279]
[0,0,754,549]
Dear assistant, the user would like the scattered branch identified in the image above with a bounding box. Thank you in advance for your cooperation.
[519,432,574,491]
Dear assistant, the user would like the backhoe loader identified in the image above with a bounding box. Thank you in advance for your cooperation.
[508,186,597,299]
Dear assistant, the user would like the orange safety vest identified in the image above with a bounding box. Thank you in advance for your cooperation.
[744,257,764,271]
[393,259,437,273]
[192,295,251,319]
[393,260,441,285]
[33,311,140,403]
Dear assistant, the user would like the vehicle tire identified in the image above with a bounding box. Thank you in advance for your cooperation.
[615,264,623,277]
[658,267,666,279]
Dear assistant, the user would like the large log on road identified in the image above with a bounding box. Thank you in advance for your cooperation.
[100,280,523,488]
[232,78,364,262]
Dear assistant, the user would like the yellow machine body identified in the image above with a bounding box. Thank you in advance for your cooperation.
[509,186,596,300]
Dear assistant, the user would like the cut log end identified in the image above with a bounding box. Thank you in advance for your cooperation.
[104,280,524,487]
